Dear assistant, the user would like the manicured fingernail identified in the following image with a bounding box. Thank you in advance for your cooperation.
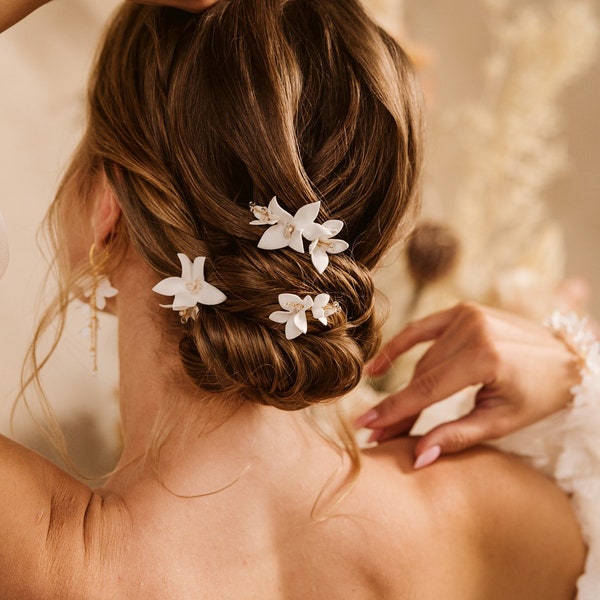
[413,445,442,470]
[365,357,388,376]
[354,409,379,429]
[366,428,384,444]
[364,359,379,375]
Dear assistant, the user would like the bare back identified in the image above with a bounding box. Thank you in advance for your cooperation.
[11,435,582,600]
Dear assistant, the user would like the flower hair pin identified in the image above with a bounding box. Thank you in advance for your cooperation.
[250,197,349,274]
[269,293,340,340]
[153,253,227,323]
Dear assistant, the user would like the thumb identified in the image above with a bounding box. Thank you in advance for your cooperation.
[413,407,503,469]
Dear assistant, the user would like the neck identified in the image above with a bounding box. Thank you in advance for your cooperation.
[103,252,326,493]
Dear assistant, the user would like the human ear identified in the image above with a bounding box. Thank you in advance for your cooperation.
[91,177,122,248]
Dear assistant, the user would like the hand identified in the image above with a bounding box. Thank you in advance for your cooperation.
[355,303,582,468]
[131,0,218,10]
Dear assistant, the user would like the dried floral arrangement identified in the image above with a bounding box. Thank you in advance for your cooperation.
[342,0,599,424]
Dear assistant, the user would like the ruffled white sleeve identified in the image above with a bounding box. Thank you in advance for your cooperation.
[492,313,600,599]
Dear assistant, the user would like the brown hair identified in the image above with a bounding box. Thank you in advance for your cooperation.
[44,0,422,417]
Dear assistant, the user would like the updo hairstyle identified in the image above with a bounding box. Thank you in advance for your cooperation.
[78,0,423,410]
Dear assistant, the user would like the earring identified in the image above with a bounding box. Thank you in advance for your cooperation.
[84,243,118,373]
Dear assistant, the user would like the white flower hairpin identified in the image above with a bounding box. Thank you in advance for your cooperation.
[249,197,348,272]
[269,293,340,340]
[305,221,349,274]
[311,293,340,325]
[153,253,227,323]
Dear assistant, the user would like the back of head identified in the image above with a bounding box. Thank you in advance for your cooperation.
[79,0,423,410]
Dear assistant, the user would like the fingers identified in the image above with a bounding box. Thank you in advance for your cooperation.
[365,415,419,444]
[365,306,459,376]
[356,350,488,430]
[413,404,509,469]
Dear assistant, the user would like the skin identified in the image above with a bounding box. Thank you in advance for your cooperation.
[0,2,586,597]
[355,303,583,467]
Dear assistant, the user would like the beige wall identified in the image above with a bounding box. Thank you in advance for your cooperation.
[550,55,600,315]
[403,0,599,317]
[0,1,121,470]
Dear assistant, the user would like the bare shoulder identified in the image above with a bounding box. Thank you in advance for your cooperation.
[0,435,129,599]
[362,437,585,599]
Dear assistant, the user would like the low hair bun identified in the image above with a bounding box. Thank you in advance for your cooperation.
[178,248,380,410]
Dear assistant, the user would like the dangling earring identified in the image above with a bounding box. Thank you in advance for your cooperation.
[84,243,118,373]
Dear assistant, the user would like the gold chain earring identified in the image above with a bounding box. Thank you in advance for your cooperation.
[84,243,118,373]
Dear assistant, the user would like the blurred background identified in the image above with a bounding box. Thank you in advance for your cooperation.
[0,0,598,473]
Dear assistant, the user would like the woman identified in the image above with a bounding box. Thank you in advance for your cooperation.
[0,0,585,598]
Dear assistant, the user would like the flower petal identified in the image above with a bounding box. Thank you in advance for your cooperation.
[152,277,186,297]
[289,230,305,254]
[95,279,118,310]
[269,197,294,222]
[98,278,119,298]
[250,202,279,225]
[310,247,330,274]
[303,223,331,242]
[312,295,334,326]
[96,295,107,311]
[285,318,304,340]
[323,303,339,317]
[269,310,292,324]
[326,239,349,255]
[258,224,289,250]
[192,257,206,283]
[279,293,303,309]
[294,201,321,229]
[171,290,198,310]
[195,282,227,306]
[312,294,330,315]
[301,295,314,310]
[293,309,309,334]
[322,220,344,236]
[177,254,193,282]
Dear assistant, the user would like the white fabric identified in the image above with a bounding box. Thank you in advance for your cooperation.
[493,354,600,598]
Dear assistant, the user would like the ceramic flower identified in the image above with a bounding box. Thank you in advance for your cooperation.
[269,293,314,340]
[252,197,327,254]
[306,220,349,274]
[152,254,227,316]
[311,293,339,326]
[249,198,280,225]
[83,277,119,310]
